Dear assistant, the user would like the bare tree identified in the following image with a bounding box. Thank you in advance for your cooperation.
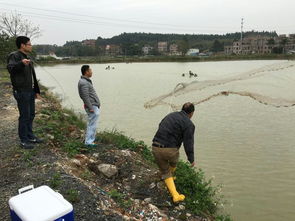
[0,12,41,39]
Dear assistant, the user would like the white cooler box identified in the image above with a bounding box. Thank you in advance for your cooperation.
[9,185,74,221]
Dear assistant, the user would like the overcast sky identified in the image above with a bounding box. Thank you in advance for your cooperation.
[1,0,294,45]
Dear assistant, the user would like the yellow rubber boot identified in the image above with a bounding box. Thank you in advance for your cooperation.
[170,167,177,180]
[164,177,185,203]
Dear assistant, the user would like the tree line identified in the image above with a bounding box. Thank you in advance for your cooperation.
[34,31,278,57]
[0,11,278,62]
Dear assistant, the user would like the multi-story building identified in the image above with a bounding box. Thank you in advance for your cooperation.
[158,42,168,53]
[82,39,96,48]
[225,36,281,55]
[105,44,122,56]
[169,44,181,55]
[280,34,295,52]
[224,45,234,54]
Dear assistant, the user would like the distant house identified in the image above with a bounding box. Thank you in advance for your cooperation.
[82,39,96,48]
[158,42,168,53]
[36,52,63,60]
[284,34,295,52]
[142,45,154,55]
[224,45,233,54]
[169,44,181,55]
[224,34,295,55]
[105,44,122,56]
[225,37,272,55]
[186,48,199,56]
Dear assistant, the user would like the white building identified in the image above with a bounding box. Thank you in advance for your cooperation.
[142,45,154,55]
[186,48,199,56]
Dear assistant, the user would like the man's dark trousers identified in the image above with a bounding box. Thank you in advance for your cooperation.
[13,90,35,142]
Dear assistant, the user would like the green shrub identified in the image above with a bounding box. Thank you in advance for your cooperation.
[49,172,63,188]
[62,141,85,157]
[65,189,80,203]
[175,161,231,220]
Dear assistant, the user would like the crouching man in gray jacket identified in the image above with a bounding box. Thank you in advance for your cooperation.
[78,65,100,147]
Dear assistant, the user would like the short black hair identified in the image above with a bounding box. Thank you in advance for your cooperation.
[182,102,195,114]
[81,65,90,75]
[16,36,30,49]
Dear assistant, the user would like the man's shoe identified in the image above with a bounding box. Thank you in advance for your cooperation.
[20,142,34,149]
[28,137,44,144]
[85,143,98,148]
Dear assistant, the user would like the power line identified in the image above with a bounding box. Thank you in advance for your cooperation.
[0,7,240,33]
[0,8,199,32]
[0,2,241,32]
[1,2,293,35]
[0,2,196,29]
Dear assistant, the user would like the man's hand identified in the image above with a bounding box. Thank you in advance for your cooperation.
[190,162,195,167]
[35,93,42,99]
[22,59,31,65]
[89,109,94,113]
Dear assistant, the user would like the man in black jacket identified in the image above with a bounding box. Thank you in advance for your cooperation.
[7,36,42,149]
[152,102,195,203]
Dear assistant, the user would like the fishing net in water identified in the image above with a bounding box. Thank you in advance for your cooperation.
[144,61,295,110]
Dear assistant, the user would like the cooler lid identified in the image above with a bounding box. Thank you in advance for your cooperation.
[9,185,73,221]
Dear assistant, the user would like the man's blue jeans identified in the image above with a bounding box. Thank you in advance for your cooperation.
[85,106,100,144]
[13,90,36,142]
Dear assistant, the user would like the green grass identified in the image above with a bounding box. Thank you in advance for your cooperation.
[96,130,231,219]
[80,169,93,181]
[65,189,80,203]
[34,90,88,156]
[97,129,154,162]
[175,161,232,220]
[49,173,80,204]
[21,149,37,167]
[35,85,231,220]
[0,70,10,82]
[49,172,63,189]
[108,189,132,209]
[61,140,85,157]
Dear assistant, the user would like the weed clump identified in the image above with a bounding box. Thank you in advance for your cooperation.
[175,161,231,220]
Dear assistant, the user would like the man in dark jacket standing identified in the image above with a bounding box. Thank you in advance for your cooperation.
[152,102,195,203]
[7,36,42,149]
[78,65,100,147]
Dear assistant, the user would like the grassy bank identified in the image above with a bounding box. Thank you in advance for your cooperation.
[35,53,295,65]
[34,85,232,220]
[0,68,232,220]
[98,131,232,220]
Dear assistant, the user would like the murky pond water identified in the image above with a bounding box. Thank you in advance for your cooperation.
[36,60,295,221]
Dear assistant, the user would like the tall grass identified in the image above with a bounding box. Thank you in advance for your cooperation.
[97,130,154,162]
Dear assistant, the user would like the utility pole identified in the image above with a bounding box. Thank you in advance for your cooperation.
[240,18,244,54]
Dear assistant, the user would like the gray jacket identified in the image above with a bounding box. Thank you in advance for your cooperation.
[78,76,100,110]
